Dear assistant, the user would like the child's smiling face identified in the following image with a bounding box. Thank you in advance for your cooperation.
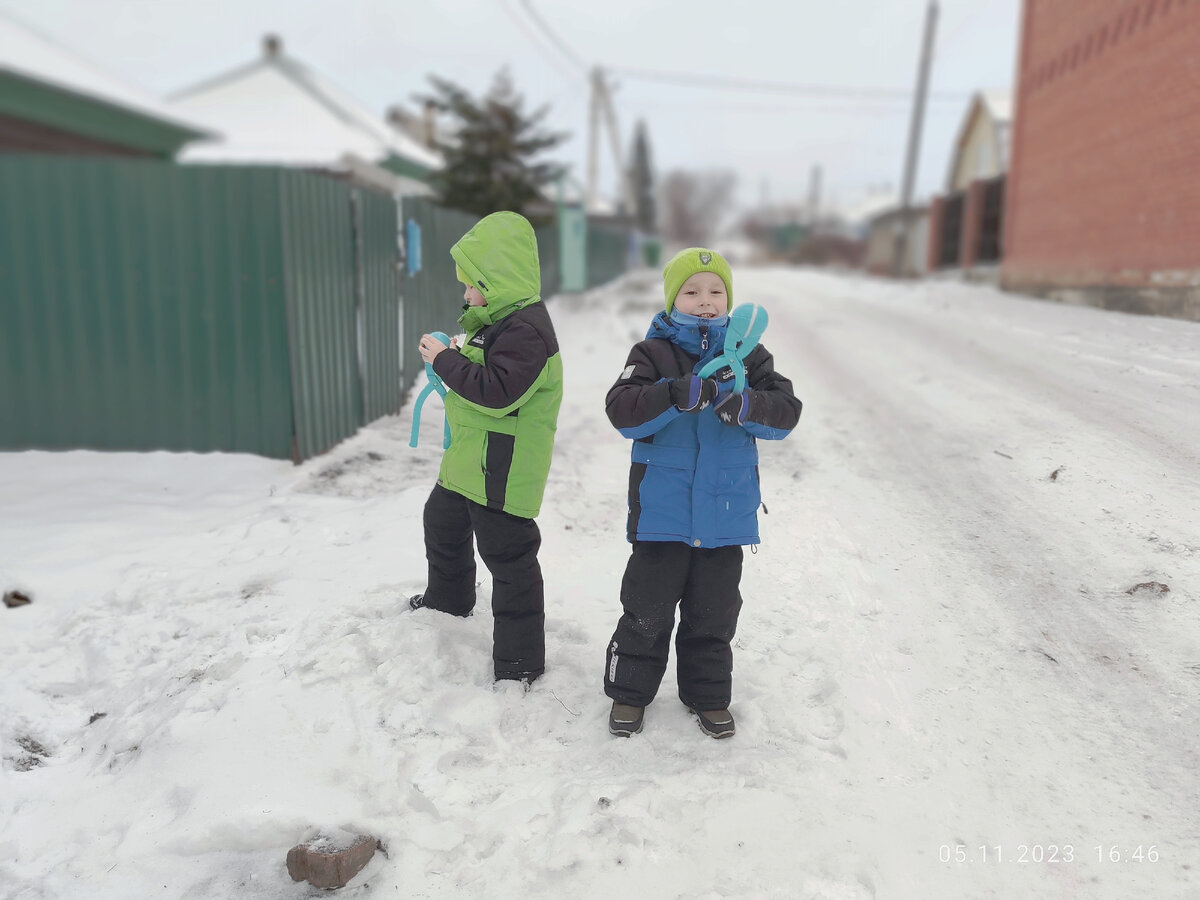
[672,271,729,318]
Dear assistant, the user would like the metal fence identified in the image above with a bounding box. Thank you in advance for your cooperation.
[1,156,636,462]
[0,156,400,461]
[586,218,634,288]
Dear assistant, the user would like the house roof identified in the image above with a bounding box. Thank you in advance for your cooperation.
[0,11,211,149]
[840,192,902,227]
[866,202,930,228]
[981,90,1012,123]
[170,38,441,175]
[945,89,1012,190]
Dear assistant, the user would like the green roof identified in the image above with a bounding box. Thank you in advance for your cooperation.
[0,70,208,157]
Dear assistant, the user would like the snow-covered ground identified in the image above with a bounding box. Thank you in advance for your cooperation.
[2,270,1197,899]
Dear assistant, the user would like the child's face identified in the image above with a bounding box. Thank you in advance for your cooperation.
[673,272,728,318]
[462,282,487,307]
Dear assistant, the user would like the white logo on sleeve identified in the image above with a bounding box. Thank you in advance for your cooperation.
[621,365,636,380]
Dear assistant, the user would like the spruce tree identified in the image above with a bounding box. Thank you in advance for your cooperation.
[422,70,567,219]
[628,120,657,233]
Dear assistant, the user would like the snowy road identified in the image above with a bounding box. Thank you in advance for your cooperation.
[731,270,1200,896]
[1,269,1197,899]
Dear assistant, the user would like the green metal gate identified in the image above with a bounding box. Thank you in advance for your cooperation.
[0,156,400,461]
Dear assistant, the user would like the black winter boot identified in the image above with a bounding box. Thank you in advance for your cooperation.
[408,593,472,617]
[608,702,645,737]
[689,707,735,739]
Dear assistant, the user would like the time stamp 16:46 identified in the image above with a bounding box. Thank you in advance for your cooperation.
[939,845,1161,864]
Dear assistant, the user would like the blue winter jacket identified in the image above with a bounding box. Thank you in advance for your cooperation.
[605,310,803,548]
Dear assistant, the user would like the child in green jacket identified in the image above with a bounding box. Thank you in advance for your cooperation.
[409,211,563,685]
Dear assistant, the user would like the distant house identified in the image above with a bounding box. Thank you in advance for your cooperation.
[863,204,930,277]
[1002,0,1200,320]
[837,191,900,242]
[946,91,1011,192]
[170,36,441,197]
[927,90,1011,277]
[0,11,210,158]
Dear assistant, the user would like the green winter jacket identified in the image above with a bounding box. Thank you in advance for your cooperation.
[431,211,563,518]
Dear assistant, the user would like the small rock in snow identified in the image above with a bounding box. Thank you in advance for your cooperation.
[286,833,380,889]
[3,589,32,608]
[1125,581,1169,596]
[11,735,52,771]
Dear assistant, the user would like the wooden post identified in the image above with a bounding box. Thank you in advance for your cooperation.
[893,1,939,277]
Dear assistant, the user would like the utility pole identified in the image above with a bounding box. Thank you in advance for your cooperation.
[587,67,601,213]
[586,66,633,217]
[893,0,938,277]
[807,164,823,229]
[597,76,634,216]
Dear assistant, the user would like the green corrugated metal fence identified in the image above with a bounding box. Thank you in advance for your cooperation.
[0,156,400,461]
[397,197,478,392]
[280,172,362,461]
[0,156,636,463]
[535,220,561,298]
[358,190,403,424]
[586,219,634,288]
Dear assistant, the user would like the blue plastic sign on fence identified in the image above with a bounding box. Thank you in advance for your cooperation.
[405,219,422,276]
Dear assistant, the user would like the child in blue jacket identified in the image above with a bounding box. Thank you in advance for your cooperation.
[603,247,802,739]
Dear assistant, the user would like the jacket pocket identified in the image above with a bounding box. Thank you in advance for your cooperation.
[483,430,515,510]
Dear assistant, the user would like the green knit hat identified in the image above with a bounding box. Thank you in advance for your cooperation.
[662,247,733,313]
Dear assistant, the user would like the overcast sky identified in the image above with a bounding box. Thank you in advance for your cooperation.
[3,0,1022,214]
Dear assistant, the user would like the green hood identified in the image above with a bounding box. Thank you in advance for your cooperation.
[450,211,541,331]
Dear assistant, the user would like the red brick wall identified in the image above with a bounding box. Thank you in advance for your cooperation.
[0,113,152,158]
[1003,0,1200,288]
[959,179,990,269]
[927,195,947,272]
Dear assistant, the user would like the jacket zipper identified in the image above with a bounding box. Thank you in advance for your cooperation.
[700,324,709,352]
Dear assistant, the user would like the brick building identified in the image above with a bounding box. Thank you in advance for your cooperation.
[1002,0,1200,320]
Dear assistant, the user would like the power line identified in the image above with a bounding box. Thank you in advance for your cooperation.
[518,0,589,73]
[498,0,583,82]
[610,66,970,102]
[629,96,964,117]
[516,1,972,103]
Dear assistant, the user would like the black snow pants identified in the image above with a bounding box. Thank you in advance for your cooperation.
[421,483,545,681]
[604,541,744,710]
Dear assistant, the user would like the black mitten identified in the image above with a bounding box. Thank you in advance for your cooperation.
[714,391,749,426]
[669,375,718,413]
